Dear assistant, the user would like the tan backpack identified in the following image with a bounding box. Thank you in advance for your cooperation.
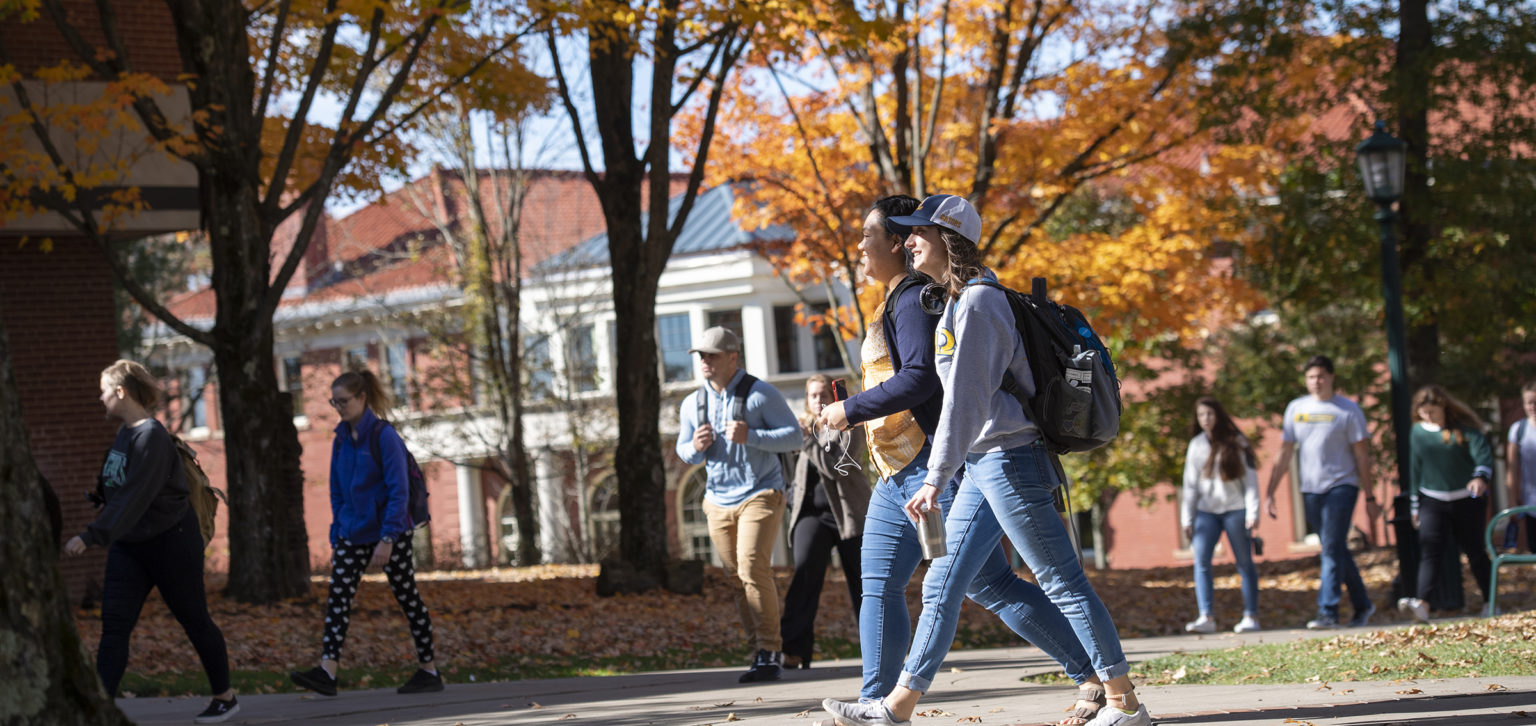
[172,436,226,549]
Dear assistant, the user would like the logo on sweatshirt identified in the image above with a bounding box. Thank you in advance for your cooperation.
[101,450,127,488]
[1294,413,1337,424]
[935,328,955,355]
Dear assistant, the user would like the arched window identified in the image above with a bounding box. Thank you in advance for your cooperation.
[587,474,620,562]
[676,465,718,565]
[494,486,527,567]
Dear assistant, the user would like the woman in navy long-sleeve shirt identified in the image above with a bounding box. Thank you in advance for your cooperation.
[817,197,1100,723]
[64,359,238,723]
[290,368,443,697]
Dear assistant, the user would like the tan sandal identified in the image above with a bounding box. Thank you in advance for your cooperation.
[1059,683,1107,726]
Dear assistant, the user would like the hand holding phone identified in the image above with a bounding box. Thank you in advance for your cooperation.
[831,378,848,401]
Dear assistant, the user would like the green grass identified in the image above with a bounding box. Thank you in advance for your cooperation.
[1131,616,1536,686]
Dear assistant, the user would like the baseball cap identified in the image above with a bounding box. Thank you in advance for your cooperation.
[887,194,981,245]
[689,326,741,355]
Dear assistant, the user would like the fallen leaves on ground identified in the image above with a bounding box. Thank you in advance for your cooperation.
[73,549,1535,684]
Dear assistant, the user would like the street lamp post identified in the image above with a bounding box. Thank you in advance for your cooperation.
[1355,121,1417,599]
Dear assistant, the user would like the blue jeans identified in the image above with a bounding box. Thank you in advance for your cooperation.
[1191,509,1259,617]
[1302,484,1371,617]
[899,444,1126,693]
[860,445,1093,699]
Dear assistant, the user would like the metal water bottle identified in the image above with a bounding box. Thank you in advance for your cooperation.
[917,503,946,560]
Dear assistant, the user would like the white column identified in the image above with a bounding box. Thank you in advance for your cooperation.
[740,302,770,375]
[535,451,570,563]
[455,463,487,569]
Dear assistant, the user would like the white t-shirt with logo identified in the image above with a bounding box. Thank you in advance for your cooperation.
[1508,419,1536,506]
[1281,394,1370,494]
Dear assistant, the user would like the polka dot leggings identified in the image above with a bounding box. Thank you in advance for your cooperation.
[321,537,434,664]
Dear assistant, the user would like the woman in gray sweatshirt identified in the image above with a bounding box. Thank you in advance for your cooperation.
[821,195,1148,726]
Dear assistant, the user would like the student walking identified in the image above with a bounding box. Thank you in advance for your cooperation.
[818,195,1103,724]
[63,360,238,723]
[1504,381,1536,552]
[821,194,1148,726]
[1397,385,1495,621]
[675,326,804,683]
[1263,355,1377,630]
[1180,397,1262,635]
[290,369,442,696]
[780,374,870,669]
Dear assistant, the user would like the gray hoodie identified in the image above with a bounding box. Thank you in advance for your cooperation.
[923,273,1040,488]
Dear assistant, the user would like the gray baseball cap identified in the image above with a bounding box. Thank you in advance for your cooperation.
[689,326,741,354]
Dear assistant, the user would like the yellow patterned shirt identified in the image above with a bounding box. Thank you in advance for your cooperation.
[860,303,929,479]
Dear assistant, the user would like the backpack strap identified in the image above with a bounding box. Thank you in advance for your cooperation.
[697,385,710,427]
[1520,418,1529,445]
[731,372,758,422]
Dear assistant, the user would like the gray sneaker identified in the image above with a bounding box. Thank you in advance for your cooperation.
[1306,612,1341,630]
[1347,602,1376,627]
[1083,703,1152,726]
[822,698,910,726]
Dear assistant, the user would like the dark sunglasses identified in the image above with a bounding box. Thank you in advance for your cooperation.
[328,396,355,408]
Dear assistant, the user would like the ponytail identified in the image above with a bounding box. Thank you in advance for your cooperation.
[332,368,392,418]
[101,359,162,409]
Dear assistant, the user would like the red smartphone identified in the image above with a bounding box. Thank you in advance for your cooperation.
[831,378,848,401]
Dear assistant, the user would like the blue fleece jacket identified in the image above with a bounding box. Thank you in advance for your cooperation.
[330,408,411,545]
[842,277,944,437]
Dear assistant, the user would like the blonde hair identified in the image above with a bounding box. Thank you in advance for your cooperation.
[801,374,832,430]
[101,359,161,409]
[1412,384,1483,445]
[332,368,392,418]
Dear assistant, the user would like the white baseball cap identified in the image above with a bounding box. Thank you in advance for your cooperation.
[887,194,981,245]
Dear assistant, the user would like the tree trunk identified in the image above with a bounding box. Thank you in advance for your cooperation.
[0,304,132,726]
[609,227,672,579]
[209,191,309,603]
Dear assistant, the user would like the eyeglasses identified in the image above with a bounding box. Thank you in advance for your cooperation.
[328,396,354,408]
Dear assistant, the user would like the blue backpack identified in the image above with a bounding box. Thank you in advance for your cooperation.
[368,422,431,530]
[971,278,1122,454]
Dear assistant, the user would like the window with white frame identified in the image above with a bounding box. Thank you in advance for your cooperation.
[345,345,370,371]
[774,303,844,373]
[567,324,599,393]
[657,313,693,383]
[677,466,717,565]
[280,356,305,418]
[810,303,844,371]
[186,366,209,431]
[385,341,410,408]
[525,334,555,400]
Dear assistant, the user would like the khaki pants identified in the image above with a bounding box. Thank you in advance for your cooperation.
[703,489,785,653]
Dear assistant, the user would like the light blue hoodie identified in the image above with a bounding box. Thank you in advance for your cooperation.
[923,271,1040,488]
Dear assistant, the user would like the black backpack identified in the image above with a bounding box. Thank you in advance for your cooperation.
[697,372,759,427]
[971,278,1122,454]
[367,422,431,530]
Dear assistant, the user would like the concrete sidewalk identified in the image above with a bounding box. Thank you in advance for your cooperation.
[118,625,1536,725]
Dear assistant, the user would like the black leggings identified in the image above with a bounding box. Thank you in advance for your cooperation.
[1416,496,1492,603]
[780,512,862,661]
[97,507,229,697]
[321,537,434,664]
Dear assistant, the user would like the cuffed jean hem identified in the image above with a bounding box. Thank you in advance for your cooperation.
[897,670,931,693]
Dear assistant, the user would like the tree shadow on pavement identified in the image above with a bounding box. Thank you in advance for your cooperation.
[1155,691,1536,724]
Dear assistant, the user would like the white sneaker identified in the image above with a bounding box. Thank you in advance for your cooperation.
[1083,703,1152,726]
[1184,615,1217,634]
[1233,615,1262,633]
[822,698,910,726]
[1397,597,1429,623]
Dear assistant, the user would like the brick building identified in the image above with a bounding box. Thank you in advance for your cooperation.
[0,0,200,601]
[144,175,851,570]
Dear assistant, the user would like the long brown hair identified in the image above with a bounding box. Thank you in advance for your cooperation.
[1412,384,1483,445]
[101,359,162,409]
[332,368,392,419]
[1191,396,1255,481]
[934,226,986,298]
